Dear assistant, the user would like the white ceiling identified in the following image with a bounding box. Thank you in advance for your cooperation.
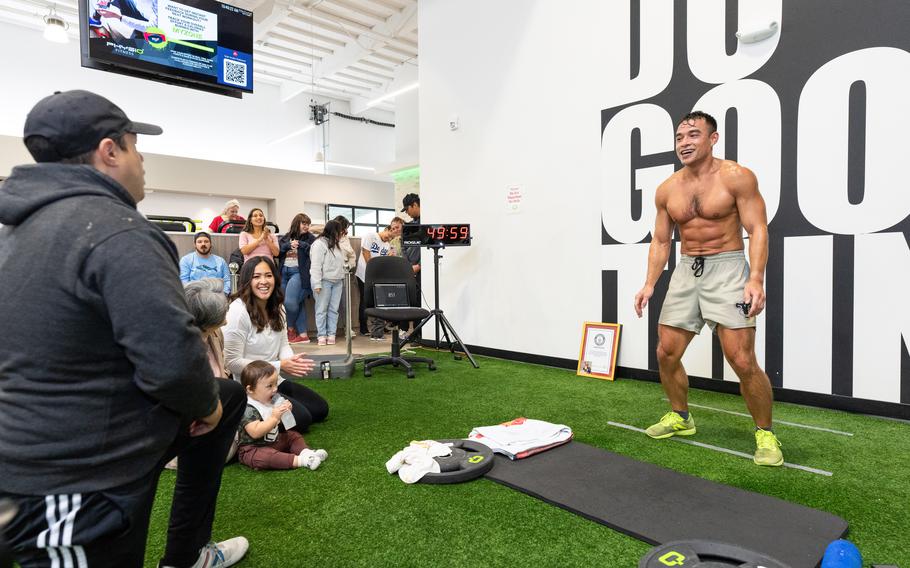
[0,0,418,112]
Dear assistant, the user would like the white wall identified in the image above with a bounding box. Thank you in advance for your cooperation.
[419,1,611,359]
[391,63,419,170]
[0,19,395,182]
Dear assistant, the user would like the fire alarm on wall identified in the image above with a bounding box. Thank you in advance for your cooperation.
[449,116,459,131]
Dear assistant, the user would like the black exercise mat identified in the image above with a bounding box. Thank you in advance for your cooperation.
[485,442,847,568]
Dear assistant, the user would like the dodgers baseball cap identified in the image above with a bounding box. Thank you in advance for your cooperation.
[400,193,420,212]
[23,90,162,162]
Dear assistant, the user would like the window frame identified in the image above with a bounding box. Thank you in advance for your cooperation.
[325,203,396,237]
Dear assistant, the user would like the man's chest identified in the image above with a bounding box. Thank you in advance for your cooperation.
[666,182,736,224]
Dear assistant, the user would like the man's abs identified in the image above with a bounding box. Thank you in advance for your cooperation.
[676,215,744,256]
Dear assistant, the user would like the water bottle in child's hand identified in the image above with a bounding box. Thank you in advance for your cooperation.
[272,395,297,430]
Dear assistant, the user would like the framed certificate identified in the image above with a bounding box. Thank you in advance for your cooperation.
[577,322,622,380]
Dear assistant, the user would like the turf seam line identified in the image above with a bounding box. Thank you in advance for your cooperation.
[607,421,834,477]
[661,399,855,437]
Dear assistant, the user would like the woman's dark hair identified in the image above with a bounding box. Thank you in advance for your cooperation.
[286,213,312,240]
[233,256,285,332]
[241,208,266,234]
[240,360,277,392]
[319,219,342,250]
[332,215,350,232]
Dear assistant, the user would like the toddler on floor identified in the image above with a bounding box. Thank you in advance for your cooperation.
[237,360,328,470]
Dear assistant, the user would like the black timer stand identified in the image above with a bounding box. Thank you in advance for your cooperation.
[401,244,478,368]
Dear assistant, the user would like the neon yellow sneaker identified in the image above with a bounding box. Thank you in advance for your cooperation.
[754,429,784,466]
[645,411,696,439]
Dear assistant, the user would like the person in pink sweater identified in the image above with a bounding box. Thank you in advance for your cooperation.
[239,207,279,261]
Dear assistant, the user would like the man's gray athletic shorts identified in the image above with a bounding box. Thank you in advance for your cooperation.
[658,250,756,334]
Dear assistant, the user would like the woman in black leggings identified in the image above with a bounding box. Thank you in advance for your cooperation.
[222,256,329,430]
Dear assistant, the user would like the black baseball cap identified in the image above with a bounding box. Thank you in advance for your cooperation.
[400,193,420,211]
[23,90,163,163]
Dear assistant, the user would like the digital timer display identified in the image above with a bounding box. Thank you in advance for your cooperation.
[402,224,472,247]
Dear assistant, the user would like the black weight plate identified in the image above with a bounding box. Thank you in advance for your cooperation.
[418,439,495,484]
[640,540,789,568]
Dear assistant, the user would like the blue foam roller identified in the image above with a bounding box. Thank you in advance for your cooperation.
[821,539,862,568]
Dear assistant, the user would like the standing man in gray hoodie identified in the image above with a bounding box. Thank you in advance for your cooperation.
[0,91,248,567]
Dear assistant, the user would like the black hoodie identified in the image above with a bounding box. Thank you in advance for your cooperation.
[0,163,219,495]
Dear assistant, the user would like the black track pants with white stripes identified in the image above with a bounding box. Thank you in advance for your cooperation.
[2,469,159,567]
[1,378,246,568]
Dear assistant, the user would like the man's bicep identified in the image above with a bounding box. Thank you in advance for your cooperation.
[652,207,674,244]
[734,170,767,233]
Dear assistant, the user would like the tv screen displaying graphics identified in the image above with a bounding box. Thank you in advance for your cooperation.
[79,0,254,98]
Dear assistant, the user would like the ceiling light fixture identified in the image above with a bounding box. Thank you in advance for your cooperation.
[364,82,418,109]
[266,124,315,146]
[43,5,69,43]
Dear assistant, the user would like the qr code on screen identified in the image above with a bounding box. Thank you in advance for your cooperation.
[223,59,247,87]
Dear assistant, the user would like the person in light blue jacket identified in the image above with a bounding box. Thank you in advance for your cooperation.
[179,231,231,294]
[310,220,347,346]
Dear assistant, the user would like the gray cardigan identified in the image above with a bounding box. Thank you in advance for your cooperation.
[309,237,346,289]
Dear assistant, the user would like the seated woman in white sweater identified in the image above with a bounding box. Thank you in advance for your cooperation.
[223,256,329,431]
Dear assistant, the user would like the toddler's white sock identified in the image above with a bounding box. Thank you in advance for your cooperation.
[297,448,321,470]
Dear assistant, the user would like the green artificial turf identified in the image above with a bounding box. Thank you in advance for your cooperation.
[144,350,910,567]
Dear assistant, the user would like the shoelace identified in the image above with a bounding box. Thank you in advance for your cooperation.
[756,430,781,449]
[200,543,225,568]
[661,411,681,424]
[691,256,705,277]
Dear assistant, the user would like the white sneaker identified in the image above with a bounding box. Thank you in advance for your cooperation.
[188,537,249,568]
[314,448,328,462]
[298,448,321,470]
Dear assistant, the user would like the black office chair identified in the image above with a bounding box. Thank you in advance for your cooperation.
[362,256,436,378]
[218,220,245,234]
[218,220,280,234]
[147,215,197,232]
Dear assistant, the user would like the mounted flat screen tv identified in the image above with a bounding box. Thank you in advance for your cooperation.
[78,0,254,98]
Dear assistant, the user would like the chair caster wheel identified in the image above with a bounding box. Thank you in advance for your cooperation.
[392,361,399,367]
[407,371,415,379]
[364,369,372,377]
[429,363,437,371]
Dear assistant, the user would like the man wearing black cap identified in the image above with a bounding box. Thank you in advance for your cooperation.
[0,91,247,567]
[400,193,422,340]
[400,193,421,275]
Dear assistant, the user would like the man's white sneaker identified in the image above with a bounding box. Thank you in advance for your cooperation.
[189,537,249,568]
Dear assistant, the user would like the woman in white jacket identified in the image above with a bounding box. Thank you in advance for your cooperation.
[223,256,329,430]
[310,219,347,346]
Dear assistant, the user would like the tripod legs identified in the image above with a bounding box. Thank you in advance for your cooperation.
[436,311,478,368]
[403,310,479,368]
